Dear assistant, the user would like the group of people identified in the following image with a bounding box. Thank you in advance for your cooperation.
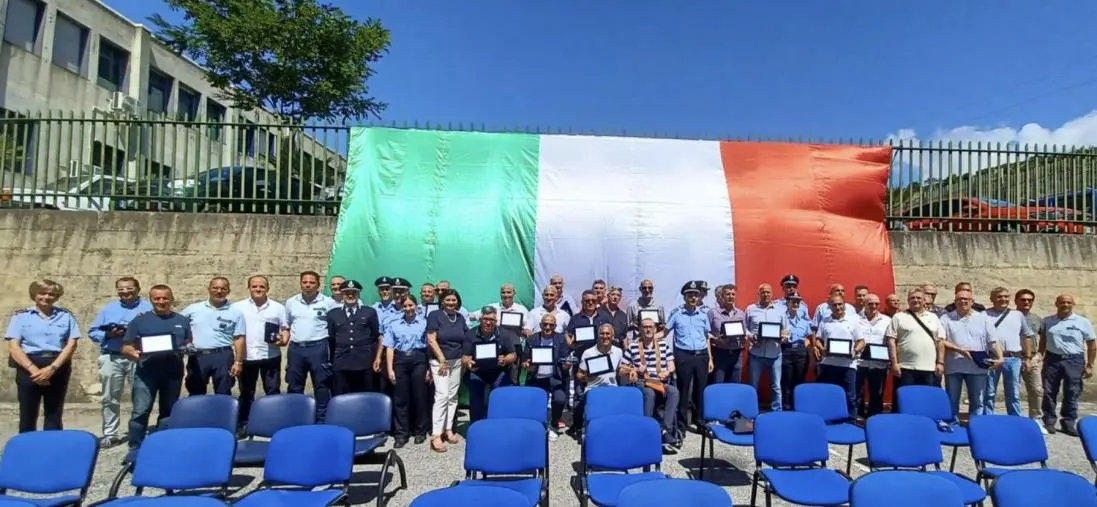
[5,271,1093,461]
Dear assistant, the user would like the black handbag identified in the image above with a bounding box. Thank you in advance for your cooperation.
[724,410,754,434]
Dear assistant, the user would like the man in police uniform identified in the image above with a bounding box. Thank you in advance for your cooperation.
[372,277,398,323]
[285,270,338,422]
[775,274,810,320]
[326,280,382,395]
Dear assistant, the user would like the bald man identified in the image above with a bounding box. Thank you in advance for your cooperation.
[1038,293,1096,436]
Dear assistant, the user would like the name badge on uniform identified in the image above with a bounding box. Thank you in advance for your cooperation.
[639,309,660,324]
[140,334,174,357]
[500,311,524,329]
[531,346,554,365]
[475,342,499,361]
[586,354,613,376]
[574,326,595,342]
[827,338,853,358]
[264,322,280,344]
[759,322,782,340]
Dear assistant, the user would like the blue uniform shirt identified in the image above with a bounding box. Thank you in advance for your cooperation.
[775,298,810,320]
[89,298,154,353]
[4,307,81,354]
[383,314,428,352]
[1042,313,1097,356]
[286,293,337,343]
[180,301,245,349]
[665,305,710,351]
[373,300,401,324]
[786,312,813,344]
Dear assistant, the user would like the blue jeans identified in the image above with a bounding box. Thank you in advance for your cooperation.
[945,372,988,419]
[128,357,184,449]
[984,357,1022,416]
[466,369,512,423]
[641,383,680,432]
[749,354,782,412]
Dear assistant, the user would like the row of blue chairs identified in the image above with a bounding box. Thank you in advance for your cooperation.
[0,393,408,507]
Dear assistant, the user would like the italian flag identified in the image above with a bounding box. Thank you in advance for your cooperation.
[328,128,896,308]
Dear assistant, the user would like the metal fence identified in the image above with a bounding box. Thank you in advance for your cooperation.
[3,113,1097,233]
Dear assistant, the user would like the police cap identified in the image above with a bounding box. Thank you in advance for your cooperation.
[780,274,800,287]
[680,280,704,296]
[392,277,412,290]
[786,291,803,302]
[339,280,363,292]
[374,276,394,288]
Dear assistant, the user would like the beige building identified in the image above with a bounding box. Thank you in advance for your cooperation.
[0,0,345,189]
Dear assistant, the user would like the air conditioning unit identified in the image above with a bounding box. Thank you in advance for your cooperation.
[109,92,137,113]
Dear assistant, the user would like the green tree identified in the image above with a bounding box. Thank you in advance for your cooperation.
[150,0,390,122]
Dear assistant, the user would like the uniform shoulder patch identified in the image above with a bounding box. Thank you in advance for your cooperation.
[13,308,30,315]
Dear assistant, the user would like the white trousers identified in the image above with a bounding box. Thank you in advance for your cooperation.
[431,358,463,436]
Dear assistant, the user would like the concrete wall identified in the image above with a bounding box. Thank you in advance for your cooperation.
[0,209,1095,402]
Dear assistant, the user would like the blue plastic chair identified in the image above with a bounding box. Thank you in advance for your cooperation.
[0,430,98,507]
[488,386,549,423]
[750,411,850,507]
[234,425,355,507]
[584,386,644,422]
[864,414,985,506]
[698,383,759,480]
[100,428,237,505]
[410,486,529,507]
[326,393,408,506]
[456,418,548,506]
[580,414,669,507]
[109,395,241,498]
[793,383,866,476]
[896,385,968,471]
[989,469,1097,507]
[235,393,316,467]
[107,498,229,506]
[1078,415,1097,485]
[850,471,964,507]
[968,415,1049,488]
[617,479,732,507]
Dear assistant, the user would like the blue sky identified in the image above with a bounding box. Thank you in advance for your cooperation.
[106,0,1097,147]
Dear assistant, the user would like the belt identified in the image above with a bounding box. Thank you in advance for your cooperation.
[395,348,427,356]
[290,340,326,348]
[26,352,59,359]
[1003,351,1024,358]
[1047,352,1084,360]
[782,342,806,349]
[193,346,232,355]
[677,348,709,356]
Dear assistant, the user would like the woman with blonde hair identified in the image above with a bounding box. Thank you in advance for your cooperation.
[5,279,81,432]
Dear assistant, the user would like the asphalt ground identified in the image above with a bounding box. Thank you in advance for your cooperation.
[1,401,1095,506]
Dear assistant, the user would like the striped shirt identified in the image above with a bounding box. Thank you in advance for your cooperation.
[622,339,674,377]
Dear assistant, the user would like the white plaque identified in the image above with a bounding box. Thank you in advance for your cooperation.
[827,339,853,357]
[531,346,554,365]
[140,334,173,353]
[500,311,524,328]
[722,321,746,338]
[639,309,660,324]
[574,326,596,342]
[585,354,612,376]
[474,342,498,361]
[759,322,782,340]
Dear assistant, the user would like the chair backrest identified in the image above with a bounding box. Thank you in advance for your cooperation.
[1079,416,1097,464]
[793,383,850,423]
[969,415,1048,466]
[616,478,732,507]
[990,469,1097,507]
[0,429,98,494]
[246,393,317,438]
[754,412,830,466]
[326,393,392,436]
[585,386,644,422]
[702,383,759,422]
[585,414,663,471]
[131,428,236,490]
[488,386,549,424]
[850,471,963,507]
[265,425,355,488]
[896,386,954,422]
[165,394,239,431]
[410,485,530,507]
[865,414,944,468]
[464,418,547,475]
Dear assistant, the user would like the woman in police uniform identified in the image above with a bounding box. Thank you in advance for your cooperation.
[5,279,82,433]
[384,295,431,448]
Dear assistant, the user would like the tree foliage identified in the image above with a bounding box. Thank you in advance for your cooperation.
[150,0,390,122]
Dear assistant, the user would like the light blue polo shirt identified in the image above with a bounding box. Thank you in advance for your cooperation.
[180,300,245,349]
[1042,313,1096,356]
[665,305,710,351]
[4,307,81,354]
[286,292,338,343]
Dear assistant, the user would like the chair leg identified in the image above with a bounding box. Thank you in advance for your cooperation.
[949,447,959,472]
[749,471,760,507]
[846,445,854,476]
[107,461,134,499]
[765,489,773,507]
[698,434,707,480]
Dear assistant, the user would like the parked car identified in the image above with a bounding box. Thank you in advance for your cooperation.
[184,165,329,215]
[111,178,193,212]
[1,174,136,211]
[895,197,1089,234]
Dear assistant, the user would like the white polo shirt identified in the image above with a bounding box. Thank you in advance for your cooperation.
[858,313,892,370]
[231,297,288,361]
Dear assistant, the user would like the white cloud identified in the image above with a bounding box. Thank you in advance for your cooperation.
[886,110,1097,184]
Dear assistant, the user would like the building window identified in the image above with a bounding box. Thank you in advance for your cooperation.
[205,101,226,141]
[52,13,88,76]
[3,0,44,53]
[177,86,199,121]
[91,141,125,176]
[237,120,256,156]
[1,108,36,174]
[97,38,129,92]
[147,68,172,115]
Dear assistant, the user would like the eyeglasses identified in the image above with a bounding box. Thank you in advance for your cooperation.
[541,323,555,327]
[582,299,597,303]
[865,302,880,306]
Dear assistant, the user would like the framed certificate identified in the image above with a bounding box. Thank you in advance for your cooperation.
[424,303,440,315]
[530,346,554,365]
[638,309,660,324]
[500,311,524,328]
[139,334,175,356]
[474,342,499,361]
[585,354,613,376]
[827,338,853,358]
[864,344,890,361]
[759,322,782,340]
[574,325,596,342]
[263,322,280,344]
[722,321,746,338]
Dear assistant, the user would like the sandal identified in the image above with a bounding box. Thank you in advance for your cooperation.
[445,432,460,444]
[431,438,447,453]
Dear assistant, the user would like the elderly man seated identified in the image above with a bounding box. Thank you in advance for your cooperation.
[619,317,679,453]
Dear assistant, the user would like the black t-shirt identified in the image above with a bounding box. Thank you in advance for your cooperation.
[123,311,191,365]
[427,309,469,360]
[463,326,518,379]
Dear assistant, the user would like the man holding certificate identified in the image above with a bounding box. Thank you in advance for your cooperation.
[522,313,570,440]
[856,293,892,418]
[180,277,246,396]
[231,275,289,433]
[565,290,610,430]
[707,285,747,385]
[815,295,865,419]
[121,284,190,450]
[939,290,1002,419]
[462,306,519,424]
[744,283,790,413]
[626,280,666,344]
[574,324,624,433]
